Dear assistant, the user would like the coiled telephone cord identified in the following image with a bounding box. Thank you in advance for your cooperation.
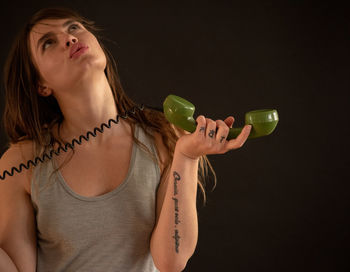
[0,104,145,181]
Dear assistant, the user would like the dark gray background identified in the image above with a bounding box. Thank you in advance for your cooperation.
[1,1,349,271]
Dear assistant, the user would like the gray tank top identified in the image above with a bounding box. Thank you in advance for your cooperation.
[31,123,161,271]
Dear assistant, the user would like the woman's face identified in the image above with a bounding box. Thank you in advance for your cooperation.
[29,18,106,95]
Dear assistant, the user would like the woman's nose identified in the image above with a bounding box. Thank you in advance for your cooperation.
[66,36,77,47]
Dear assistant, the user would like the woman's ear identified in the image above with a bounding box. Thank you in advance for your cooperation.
[38,84,52,97]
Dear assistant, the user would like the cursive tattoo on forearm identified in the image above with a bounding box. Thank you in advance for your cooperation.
[172,171,181,253]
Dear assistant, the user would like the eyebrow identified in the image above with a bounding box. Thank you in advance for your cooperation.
[36,19,77,51]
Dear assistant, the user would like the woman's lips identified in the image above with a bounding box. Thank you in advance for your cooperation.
[71,46,88,59]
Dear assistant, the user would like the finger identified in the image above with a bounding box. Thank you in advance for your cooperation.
[205,118,217,141]
[223,116,235,128]
[195,115,207,136]
[215,119,229,144]
[226,124,252,149]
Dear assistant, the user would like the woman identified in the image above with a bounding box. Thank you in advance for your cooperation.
[0,7,252,272]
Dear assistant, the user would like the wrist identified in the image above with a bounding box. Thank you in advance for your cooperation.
[174,144,200,162]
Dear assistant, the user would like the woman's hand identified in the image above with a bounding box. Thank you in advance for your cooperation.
[175,115,252,160]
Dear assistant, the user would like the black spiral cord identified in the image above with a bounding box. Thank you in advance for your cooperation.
[0,104,148,181]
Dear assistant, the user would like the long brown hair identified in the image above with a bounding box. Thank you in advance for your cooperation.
[1,6,217,206]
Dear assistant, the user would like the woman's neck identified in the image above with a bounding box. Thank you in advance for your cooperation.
[52,73,129,148]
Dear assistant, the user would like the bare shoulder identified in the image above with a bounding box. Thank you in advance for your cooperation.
[0,140,36,193]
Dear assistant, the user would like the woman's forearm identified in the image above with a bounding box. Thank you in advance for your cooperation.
[0,247,18,272]
[150,147,199,271]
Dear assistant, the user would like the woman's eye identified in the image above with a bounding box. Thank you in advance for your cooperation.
[42,39,54,50]
[69,24,79,31]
